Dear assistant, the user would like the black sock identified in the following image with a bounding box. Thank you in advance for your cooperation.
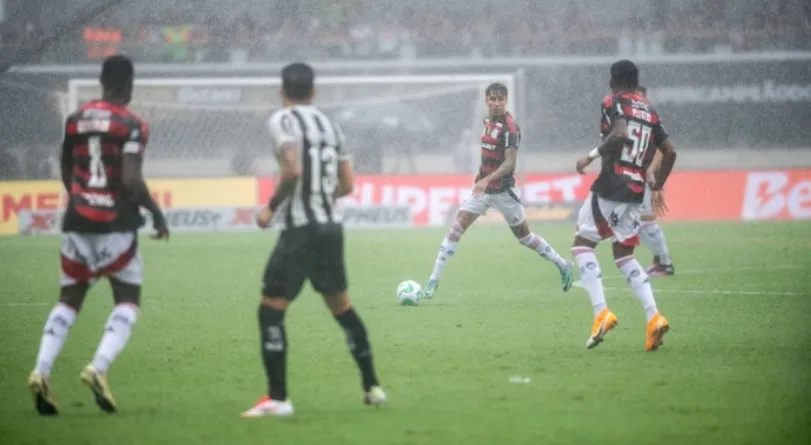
[258,305,287,401]
[335,307,379,392]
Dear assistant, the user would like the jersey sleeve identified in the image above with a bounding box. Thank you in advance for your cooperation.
[505,124,520,149]
[268,110,301,154]
[602,95,626,126]
[333,121,350,162]
[503,114,521,150]
[122,119,150,156]
[653,120,669,147]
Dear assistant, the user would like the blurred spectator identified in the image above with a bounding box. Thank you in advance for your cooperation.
[0,0,807,64]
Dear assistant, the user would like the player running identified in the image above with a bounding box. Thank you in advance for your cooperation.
[242,62,386,418]
[27,55,169,416]
[571,60,677,351]
[420,82,573,300]
[636,86,675,276]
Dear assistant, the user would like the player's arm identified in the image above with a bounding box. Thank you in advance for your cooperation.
[648,123,676,216]
[577,99,628,174]
[646,149,663,186]
[651,137,676,191]
[331,121,353,198]
[478,125,520,185]
[258,112,302,228]
[481,148,517,184]
[335,160,354,198]
[267,142,302,211]
[121,125,168,238]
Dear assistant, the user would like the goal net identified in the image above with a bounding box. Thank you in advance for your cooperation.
[66,74,518,177]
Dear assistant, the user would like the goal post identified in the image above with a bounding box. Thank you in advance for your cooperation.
[66,73,520,177]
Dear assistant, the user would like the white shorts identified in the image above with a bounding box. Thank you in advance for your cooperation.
[575,192,641,246]
[459,187,526,227]
[60,232,143,286]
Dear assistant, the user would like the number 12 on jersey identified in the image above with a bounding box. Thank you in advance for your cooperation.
[621,120,652,167]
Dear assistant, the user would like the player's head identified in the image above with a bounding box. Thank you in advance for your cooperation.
[99,54,134,104]
[485,82,508,117]
[609,59,639,92]
[281,62,315,104]
[637,85,647,98]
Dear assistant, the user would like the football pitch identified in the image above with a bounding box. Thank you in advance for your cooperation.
[0,221,809,445]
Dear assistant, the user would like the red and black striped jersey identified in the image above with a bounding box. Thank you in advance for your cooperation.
[591,91,669,203]
[476,112,521,193]
[61,100,150,233]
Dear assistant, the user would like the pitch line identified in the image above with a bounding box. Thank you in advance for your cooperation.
[571,264,805,296]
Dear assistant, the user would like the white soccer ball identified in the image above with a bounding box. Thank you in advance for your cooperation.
[396,280,422,306]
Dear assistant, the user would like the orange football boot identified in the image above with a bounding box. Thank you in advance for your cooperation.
[645,313,670,351]
[586,308,619,349]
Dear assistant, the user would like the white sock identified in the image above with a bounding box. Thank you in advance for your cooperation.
[430,222,465,281]
[91,304,139,373]
[615,255,658,321]
[639,222,671,265]
[571,247,607,317]
[519,233,569,269]
[34,303,77,378]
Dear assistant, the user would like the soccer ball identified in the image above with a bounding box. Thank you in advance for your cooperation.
[396,280,422,306]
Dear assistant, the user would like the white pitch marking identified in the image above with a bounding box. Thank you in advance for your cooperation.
[571,282,803,297]
[573,263,805,287]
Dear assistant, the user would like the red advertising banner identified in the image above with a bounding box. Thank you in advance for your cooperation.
[258,169,811,226]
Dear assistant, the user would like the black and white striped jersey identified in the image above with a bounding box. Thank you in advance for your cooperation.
[267,105,349,229]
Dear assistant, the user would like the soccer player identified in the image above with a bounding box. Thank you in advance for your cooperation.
[572,60,677,351]
[27,55,169,416]
[241,62,386,418]
[636,86,675,276]
[420,82,573,300]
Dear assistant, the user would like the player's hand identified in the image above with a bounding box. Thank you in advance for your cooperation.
[472,179,488,197]
[149,212,170,241]
[651,190,669,217]
[576,156,593,174]
[150,226,170,241]
[256,206,274,229]
[646,168,657,188]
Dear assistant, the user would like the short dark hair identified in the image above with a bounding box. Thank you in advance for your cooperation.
[100,54,134,90]
[281,62,315,101]
[610,59,639,89]
[485,82,508,97]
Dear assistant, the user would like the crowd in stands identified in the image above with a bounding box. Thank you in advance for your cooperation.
[0,0,808,64]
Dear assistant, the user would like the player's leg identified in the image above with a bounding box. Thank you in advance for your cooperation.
[242,231,303,418]
[610,212,670,352]
[638,185,675,275]
[323,291,386,405]
[28,233,94,415]
[422,196,484,299]
[313,226,385,405]
[571,193,618,349]
[639,215,675,276]
[79,232,142,413]
[494,188,573,291]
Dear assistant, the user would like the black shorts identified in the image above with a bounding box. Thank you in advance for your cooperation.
[261,224,347,299]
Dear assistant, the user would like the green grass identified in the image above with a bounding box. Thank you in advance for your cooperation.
[0,221,809,445]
